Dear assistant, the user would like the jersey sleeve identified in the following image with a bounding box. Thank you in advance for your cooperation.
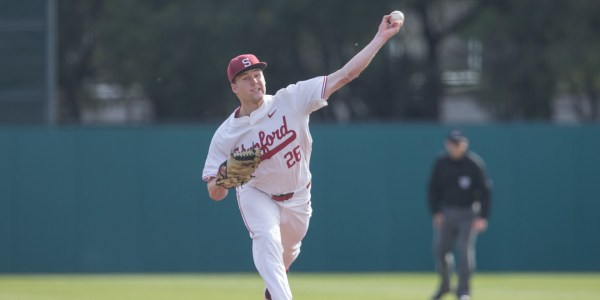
[202,127,229,182]
[279,76,328,115]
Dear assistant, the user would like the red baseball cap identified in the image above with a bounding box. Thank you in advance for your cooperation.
[227,54,267,83]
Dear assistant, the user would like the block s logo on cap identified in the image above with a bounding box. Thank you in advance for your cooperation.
[227,54,268,83]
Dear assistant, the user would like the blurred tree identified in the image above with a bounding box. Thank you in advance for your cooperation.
[58,0,599,123]
[58,0,495,123]
[90,0,405,123]
[57,0,105,123]
[92,0,238,123]
[553,1,600,121]
[467,0,569,120]
[402,0,494,120]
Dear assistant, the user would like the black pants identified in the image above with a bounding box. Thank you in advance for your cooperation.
[433,207,478,296]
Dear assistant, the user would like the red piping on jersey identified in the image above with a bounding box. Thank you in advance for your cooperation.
[321,76,328,99]
[236,189,255,237]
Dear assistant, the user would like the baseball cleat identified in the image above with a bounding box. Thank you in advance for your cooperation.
[264,288,271,300]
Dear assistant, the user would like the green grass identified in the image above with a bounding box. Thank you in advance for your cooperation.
[0,272,598,300]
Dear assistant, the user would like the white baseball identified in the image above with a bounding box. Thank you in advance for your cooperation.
[390,10,404,22]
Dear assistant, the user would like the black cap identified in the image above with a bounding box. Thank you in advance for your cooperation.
[447,129,467,143]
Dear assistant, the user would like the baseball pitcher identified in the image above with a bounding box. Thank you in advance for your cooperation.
[203,14,403,300]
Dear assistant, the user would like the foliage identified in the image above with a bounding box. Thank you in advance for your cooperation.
[553,1,600,120]
[91,0,397,123]
[56,0,600,123]
[465,0,600,121]
[57,0,105,123]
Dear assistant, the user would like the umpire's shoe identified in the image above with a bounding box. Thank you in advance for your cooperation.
[264,288,271,300]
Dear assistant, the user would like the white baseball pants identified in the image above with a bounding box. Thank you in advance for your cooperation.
[236,185,312,300]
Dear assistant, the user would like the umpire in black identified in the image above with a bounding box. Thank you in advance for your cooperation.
[427,129,492,300]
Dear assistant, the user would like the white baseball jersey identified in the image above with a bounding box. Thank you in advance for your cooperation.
[203,76,328,195]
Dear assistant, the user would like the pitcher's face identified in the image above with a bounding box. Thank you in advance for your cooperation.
[231,69,266,104]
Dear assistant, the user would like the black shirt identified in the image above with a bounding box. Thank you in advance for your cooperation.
[427,151,492,219]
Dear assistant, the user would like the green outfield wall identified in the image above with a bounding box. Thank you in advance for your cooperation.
[1,124,599,273]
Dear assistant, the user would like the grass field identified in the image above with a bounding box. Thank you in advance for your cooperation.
[0,272,598,300]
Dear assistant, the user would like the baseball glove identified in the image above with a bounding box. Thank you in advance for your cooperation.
[215,147,262,189]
